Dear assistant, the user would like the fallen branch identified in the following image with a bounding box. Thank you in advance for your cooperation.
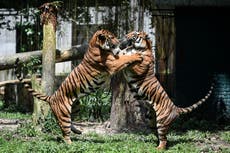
[0,44,88,71]
[0,78,42,87]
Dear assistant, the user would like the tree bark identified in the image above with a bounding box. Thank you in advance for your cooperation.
[31,75,44,124]
[110,1,155,133]
[41,22,56,96]
[0,45,88,71]
[32,2,61,122]
[110,73,155,133]
[110,73,128,130]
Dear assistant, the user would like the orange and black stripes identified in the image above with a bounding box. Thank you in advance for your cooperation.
[120,31,214,149]
[14,29,143,144]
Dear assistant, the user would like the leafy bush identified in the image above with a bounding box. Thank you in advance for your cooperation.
[40,113,61,136]
[17,121,38,137]
[76,88,112,122]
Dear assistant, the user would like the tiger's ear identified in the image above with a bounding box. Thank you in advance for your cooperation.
[98,34,106,41]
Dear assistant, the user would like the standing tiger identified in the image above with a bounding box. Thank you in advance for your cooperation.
[119,31,214,149]
[15,29,143,144]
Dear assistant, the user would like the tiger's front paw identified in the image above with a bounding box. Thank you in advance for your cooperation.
[133,53,143,62]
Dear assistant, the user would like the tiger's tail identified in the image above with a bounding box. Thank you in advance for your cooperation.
[177,83,214,115]
[14,58,51,103]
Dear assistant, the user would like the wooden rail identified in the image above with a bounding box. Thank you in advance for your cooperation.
[0,44,88,71]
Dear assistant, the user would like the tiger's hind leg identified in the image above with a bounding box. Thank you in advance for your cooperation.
[50,98,73,144]
[154,105,179,149]
[156,122,169,150]
[57,113,72,144]
[71,100,82,135]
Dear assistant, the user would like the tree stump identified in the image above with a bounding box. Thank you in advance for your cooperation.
[110,73,155,133]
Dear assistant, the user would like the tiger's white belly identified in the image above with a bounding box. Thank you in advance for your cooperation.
[119,48,138,55]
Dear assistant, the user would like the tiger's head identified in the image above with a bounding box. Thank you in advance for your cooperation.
[119,31,151,53]
[90,29,121,55]
[119,31,154,75]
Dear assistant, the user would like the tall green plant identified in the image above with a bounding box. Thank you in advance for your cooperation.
[76,89,112,122]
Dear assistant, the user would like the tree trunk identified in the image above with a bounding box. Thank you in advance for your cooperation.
[110,1,155,133]
[17,82,34,113]
[110,73,155,133]
[32,2,60,122]
[31,75,44,124]
[42,22,56,96]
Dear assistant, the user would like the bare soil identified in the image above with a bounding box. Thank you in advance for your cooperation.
[195,134,230,153]
[0,118,111,134]
[0,118,21,131]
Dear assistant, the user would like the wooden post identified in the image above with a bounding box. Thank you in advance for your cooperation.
[32,2,62,123]
[40,2,61,95]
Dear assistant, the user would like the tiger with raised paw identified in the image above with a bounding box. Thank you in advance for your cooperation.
[15,29,143,144]
[119,31,214,149]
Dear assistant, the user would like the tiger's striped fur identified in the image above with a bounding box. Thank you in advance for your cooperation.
[119,31,214,149]
[15,29,143,144]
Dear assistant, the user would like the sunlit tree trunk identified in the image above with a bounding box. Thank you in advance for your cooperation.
[32,2,60,124]
[110,73,155,132]
[39,19,56,117]
[110,1,155,132]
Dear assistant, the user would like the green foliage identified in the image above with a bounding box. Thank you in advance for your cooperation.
[15,8,42,53]
[17,121,38,137]
[22,56,42,75]
[41,113,61,136]
[0,99,3,108]
[0,111,30,120]
[220,130,230,143]
[77,89,111,122]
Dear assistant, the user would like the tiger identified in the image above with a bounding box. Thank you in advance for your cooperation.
[118,31,214,149]
[15,29,143,144]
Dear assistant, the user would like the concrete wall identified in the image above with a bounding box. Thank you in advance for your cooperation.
[0,16,16,82]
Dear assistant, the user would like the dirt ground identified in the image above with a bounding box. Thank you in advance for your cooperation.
[195,134,230,153]
[0,118,21,131]
[0,118,111,134]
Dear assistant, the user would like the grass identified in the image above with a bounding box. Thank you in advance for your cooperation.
[0,99,229,153]
[0,129,195,153]
[0,120,229,153]
[221,130,230,143]
[0,111,31,120]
